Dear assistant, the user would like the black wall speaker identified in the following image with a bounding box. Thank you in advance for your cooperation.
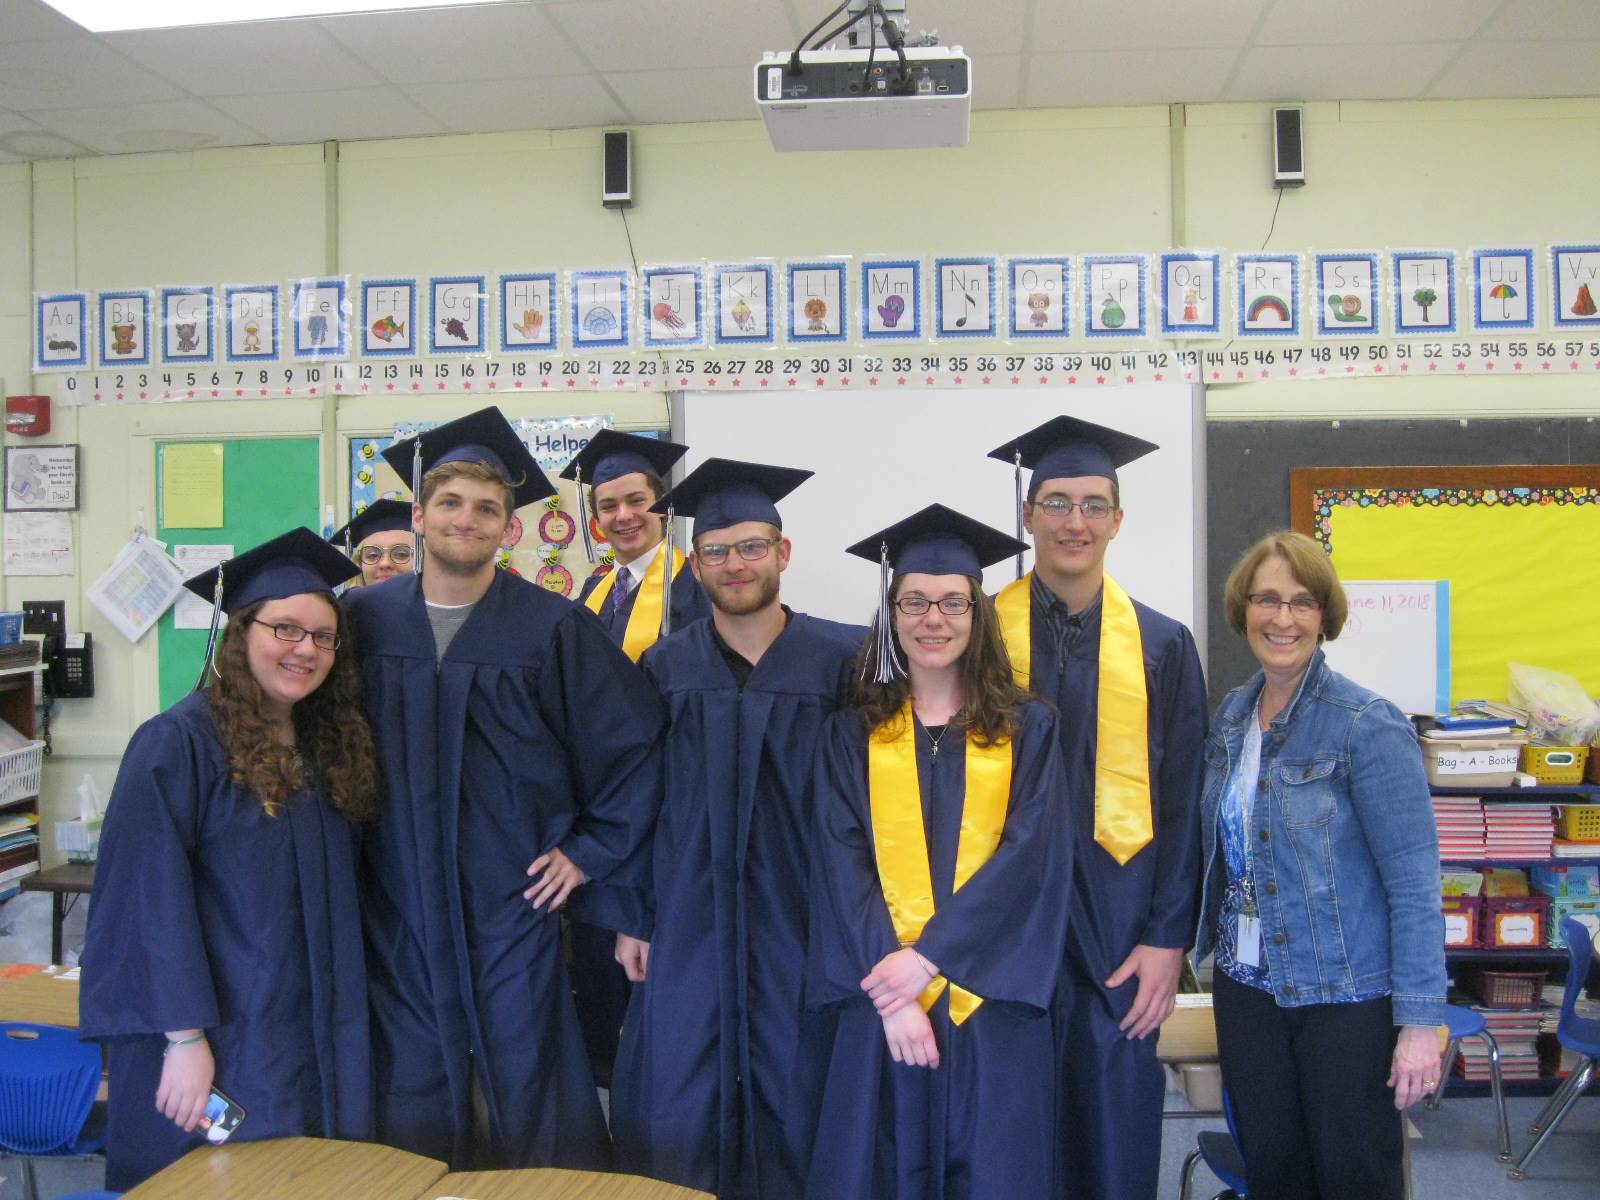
[603,129,632,208]
[1273,108,1305,187]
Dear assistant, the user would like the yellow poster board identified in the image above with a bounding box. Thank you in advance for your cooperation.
[1294,470,1600,705]
[159,441,225,527]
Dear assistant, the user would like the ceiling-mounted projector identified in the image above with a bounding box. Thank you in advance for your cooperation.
[755,45,971,152]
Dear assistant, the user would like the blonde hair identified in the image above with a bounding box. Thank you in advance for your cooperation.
[1223,530,1348,641]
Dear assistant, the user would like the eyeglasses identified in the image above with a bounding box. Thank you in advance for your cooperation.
[696,537,782,566]
[250,619,340,651]
[895,595,974,617]
[358,545,414,566]
[1029,497,1114,520]
[1247,592,1322,616]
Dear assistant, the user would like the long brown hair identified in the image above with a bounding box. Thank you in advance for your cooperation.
[205,598,379,822]
[850,575,1030,746]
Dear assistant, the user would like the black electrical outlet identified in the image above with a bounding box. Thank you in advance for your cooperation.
[22,600,65,637]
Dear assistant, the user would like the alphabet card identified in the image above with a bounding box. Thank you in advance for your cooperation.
[1551,244,1600,328]
[1007,257,1069,338]
[570,268,631,351]
[934,257,995,339]
[161,286,216,364]
[290,277,349,359]
[1392,251,1456,335]
[1160,251,1220,336]
[34,292,88,371]
[1470,248,1534,331]
[711,262,775,346]
[225,284,279,362]
[362,278,417,357]
[499,272,557,353]
[429,275,487,355]
[1315,252,1379,336]
[98,289,152,368]
[862,259,922,341]
[786,260,847,344]
[1234,254,1301,338]
[643,264,705,348]
[1084,255,1146,338]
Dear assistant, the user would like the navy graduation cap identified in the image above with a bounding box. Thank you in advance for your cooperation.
[651,457,814,535]
[846,503,1028,581]
[986,414,1158,489]
[379,406,557,511]
[329,498,413,556]
[558,428,689,490]
[183,527,358,689]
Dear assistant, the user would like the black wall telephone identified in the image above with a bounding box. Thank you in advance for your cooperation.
[24,601,94,699]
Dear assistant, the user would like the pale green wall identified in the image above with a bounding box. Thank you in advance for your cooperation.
[2,99,1598,853]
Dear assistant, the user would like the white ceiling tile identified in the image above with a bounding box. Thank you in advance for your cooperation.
[406,74,626,133]
[904,0,1027,55]
[971,53,1021,111]
[0,0,85,42]
[545,0,798,72]
[0,36,184,109]
[1256,0,1503,45]
[1425,40,1600,99]
[1478,0,1600,40]
[606,66,756,124]
[105,22,380,98]
[319,4,572,84]
[23,97,266,153]
[212,86,446,144]
[1224,43,1461,101]
[1025,48,1237,108]
[1030,0,1268,52]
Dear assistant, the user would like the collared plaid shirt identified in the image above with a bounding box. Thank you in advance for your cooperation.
[1030,571,1102,667]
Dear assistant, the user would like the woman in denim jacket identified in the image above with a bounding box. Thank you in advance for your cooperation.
[1194,531,1445,1200]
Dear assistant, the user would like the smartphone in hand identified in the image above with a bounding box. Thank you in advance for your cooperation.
[199,1089,246,1144]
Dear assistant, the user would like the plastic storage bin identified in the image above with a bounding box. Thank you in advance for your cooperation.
[1482,894,1551,948]
[1473,969,1547,1008]
[1442,895,1481,947]
[1556,806,1600,842]
[1422,735,1525,789]
[0,739,44,807]
[1520,744,1590,786]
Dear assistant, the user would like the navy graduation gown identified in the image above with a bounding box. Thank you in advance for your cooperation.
[576,554,711,639]
[805,701,1073,1200]
[79,692,371,1192]
[345,570,663,1170]
[1029,595,1208,1200]
[576,613,863,1199]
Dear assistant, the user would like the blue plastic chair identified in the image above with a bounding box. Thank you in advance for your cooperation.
[1507,916,1600,1180]
[1178,1086,1248,1199]
[1425,1003,1511,1161]
[0,1021,106,1200]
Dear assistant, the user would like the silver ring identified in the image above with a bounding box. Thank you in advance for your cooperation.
[1423,1078,1436,1088]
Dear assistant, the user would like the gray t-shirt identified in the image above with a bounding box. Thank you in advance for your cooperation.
[426,600,476,666]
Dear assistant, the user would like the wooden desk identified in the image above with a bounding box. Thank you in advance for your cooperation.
[19,862,94,965]
[429,1169,712,1199]
[122,1137,446,1200]
[0,962,79,1027]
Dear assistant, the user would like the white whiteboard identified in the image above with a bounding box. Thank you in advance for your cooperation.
[1321,580,1451,714]
[676,386,1205,648]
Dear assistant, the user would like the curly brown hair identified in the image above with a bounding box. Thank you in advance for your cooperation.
[205,598,379,822]
[850,575,1031,747]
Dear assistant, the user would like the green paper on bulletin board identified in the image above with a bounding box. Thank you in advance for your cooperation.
[156,438,320,710]
[160,441,225,527]
[1319,493,1600,705]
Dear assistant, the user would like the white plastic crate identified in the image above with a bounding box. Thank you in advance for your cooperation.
[0,740,44,808]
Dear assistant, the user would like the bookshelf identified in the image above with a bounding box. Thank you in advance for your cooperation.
[0,666,43,888]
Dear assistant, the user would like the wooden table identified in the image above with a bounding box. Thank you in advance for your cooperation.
[0,962,79,1027]
[19,861,94,964]
[429,1169,712,1199]
[122,1137,447,1199]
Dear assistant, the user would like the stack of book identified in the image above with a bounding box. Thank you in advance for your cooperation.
[0,811,40,888]
[1459,1007,1545,1081]
[1483,805,1556,860]
[1434,795,1486,859]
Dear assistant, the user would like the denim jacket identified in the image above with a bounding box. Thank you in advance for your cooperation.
[1193,651,1446,1027]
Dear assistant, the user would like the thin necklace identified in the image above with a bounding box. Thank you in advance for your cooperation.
[923,718,956,760]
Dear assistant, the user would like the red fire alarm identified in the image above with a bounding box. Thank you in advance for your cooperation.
[5,395,50,437]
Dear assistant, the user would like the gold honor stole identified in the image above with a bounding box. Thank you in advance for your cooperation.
[583,546,686,663]
[867,701,1012,1026]
[995,572,1153,865]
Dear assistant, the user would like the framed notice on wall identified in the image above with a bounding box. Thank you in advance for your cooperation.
[5,444,79,511]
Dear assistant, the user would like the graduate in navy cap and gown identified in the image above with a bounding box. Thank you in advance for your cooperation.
[558,428,709,1088]
[804,505,1073,1200]
[345,407,664,1170]
[574,457,864,1198]
[986,417,1207,1200]
[330,497,415,586]
[80,529,377,1190]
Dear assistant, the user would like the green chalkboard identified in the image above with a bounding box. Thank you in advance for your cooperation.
[156,437,321,710]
